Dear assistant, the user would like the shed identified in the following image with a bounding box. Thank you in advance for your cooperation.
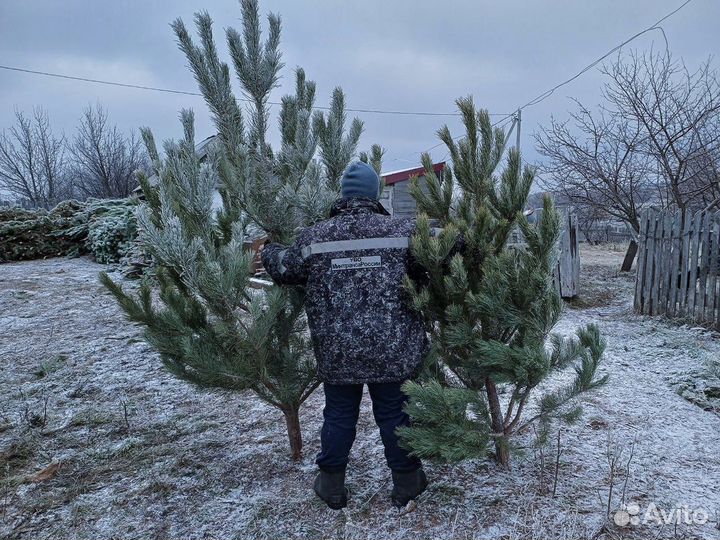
[379,162,446,218]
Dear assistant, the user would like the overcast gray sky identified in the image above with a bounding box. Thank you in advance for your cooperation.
[0,0,717,176]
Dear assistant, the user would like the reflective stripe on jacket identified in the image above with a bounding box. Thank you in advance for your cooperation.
[261,196,428,385]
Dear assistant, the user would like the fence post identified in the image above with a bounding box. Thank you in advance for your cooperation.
[677,210,692,316]
[687,211,703,318]
[695,212,711,321]
[634,209,649,312]
[706,212,720,326]
[557,208,579,298]
[650,211,665,315]
[657,212,673,314]
[666,211,682,316]
[641,210,654,314]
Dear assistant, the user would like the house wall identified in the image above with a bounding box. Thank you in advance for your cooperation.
[379,185,393,214]
[390,177,428,219]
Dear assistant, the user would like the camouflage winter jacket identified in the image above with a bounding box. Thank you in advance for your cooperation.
[261,196,429,385]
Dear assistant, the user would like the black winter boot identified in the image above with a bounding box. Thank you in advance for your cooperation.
[391,468,428,507]
[313,469,348,510]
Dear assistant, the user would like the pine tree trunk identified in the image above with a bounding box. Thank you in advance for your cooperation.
[485,378,510,468]
[283,407,303,461]
[494,437,510,468]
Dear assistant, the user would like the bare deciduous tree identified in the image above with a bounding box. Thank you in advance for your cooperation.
[68,105,148,198]
[686,141,720,208]
[536,51,720,270]
[536,103,652,268]
[602,50,720,211]
[0,107,68,208]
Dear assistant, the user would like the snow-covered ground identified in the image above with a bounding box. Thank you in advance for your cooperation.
[1,246,719,540]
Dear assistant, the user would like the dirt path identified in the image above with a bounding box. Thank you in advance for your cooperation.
[1,250,719,539]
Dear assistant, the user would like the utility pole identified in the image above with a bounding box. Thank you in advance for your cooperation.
[515,108,522,154]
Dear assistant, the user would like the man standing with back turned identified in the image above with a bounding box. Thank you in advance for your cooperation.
[261,161,428,510]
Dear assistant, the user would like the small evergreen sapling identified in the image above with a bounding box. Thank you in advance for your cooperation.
[101,0,377,460]
[398,97,608,467]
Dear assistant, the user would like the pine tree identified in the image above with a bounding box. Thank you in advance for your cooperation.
[100,0,376,460]
[398,97,608,467]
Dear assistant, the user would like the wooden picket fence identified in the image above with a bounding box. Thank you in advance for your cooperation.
[556,209,579,299]
[634,207,720,326]
[508,207,579,298]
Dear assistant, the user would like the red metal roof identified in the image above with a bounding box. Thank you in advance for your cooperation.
[381,161,446,186]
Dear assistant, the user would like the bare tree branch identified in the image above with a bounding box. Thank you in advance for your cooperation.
[68,104,149,198]
[535,50,720,267]
[0,107,68,207]
[601,50,720,210]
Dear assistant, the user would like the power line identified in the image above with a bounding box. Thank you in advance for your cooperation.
[0,0,696,163]
[486,0,690,129]
[0,64,512,118]
[390,0,695,164]
[0,64,204,97]
[512,0,691,113]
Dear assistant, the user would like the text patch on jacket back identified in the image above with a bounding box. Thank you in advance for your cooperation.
[331,255,381,271]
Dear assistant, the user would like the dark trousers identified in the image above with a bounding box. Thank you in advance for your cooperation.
[315,382,421,473]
